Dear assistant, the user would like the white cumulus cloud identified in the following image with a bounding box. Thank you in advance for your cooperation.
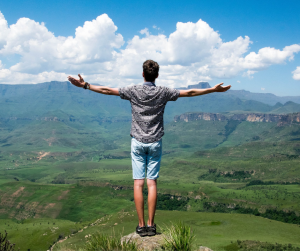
[0,11,299,86]
[0,12,123,80]
[292,66,300,80]
[140,28,150,36]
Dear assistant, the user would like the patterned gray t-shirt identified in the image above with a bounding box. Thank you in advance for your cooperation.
[119,83,180,143]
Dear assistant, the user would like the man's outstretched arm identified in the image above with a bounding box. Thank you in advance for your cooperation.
[68,74,119,96]
[179,82,231,97]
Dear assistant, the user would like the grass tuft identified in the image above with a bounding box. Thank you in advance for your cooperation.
[52,242,84,251]
[162,222,194,251]
[84,231,137,251]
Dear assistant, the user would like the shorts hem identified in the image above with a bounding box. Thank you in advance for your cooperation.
[146,177,159,180]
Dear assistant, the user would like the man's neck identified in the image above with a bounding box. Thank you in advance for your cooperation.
[143,81,156,87]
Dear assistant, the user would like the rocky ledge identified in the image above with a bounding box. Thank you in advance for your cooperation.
[121,232,213,251]
[121,232,165,251]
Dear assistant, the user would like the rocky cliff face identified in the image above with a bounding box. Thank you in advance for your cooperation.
[174,112,300,126]
[174,112,227,122]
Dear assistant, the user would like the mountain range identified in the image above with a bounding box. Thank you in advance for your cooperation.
[1,81,300,123]
[180,82,300,106]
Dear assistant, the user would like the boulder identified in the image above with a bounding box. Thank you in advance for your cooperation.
[121,232,165,251]
[198,246,214,251]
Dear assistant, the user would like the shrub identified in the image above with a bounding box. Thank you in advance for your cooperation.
[58,233,65,240]
[0,231,17,251]
[162,222,194,251]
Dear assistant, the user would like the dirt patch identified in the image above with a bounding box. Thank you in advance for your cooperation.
[29,201,40,209]
[58,190,69,200]
[37,151,50,161]
[45,203,56,209]
[35,202,62,218]
[16,202,24,209]
[12,187,25,197]
[0,209,6,214]
[50,237,69,251]
[43,137,56,147]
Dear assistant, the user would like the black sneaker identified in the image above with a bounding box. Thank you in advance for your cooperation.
[136,225,148,237]
[147,224,156,236]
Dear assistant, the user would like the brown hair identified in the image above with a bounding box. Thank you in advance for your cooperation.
[143,60,159,82]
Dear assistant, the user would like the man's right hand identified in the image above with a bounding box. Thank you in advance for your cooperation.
[68,74,85,88]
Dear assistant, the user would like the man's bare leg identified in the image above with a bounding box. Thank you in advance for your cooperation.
[134,179,145,227]
[147,179,157,226]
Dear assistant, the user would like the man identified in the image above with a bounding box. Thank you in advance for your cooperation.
[68,59,231,237]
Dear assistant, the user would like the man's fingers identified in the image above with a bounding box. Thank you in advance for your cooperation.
[78,74,84,81]
[223,85,231,91]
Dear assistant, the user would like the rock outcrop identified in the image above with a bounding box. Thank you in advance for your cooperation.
[121,232,165,251]
[121,232,214,251]
[174,112,227,122]
[177,82,211,90]
[198,246,214,251]
[174,112,300,126]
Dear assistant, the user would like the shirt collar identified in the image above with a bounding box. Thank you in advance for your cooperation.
[143,82,156,87]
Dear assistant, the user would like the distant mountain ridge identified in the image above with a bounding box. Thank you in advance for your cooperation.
[225,90,300,106]
[176,81,211,90]
[1,81,300,123]
[175,82,300,105]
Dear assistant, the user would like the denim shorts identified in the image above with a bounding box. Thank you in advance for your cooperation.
[131,137,162,180]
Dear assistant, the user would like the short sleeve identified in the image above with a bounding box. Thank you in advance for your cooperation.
[165,87,180,102]
[119,86,133,101]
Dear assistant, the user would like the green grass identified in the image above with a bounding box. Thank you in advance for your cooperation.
[0,182,135,222]
[83,231,137,251]
[2,210,300,250]
[0,218,83,251]
[50,210,300,251]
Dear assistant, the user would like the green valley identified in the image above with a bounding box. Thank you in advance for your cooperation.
[1,82,300,250]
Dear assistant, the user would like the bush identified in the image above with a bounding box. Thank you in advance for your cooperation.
[162,222,194,251]
[0,231,17,251]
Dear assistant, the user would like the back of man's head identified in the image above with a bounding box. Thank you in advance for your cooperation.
[143,60,159,82]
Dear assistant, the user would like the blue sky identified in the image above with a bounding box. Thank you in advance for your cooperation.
[0,0,299,96]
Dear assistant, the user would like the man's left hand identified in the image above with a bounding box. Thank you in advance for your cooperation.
[213,82,231,92]
[68,74,85,88]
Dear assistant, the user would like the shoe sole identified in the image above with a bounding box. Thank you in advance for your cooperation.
[137,232,148,237]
